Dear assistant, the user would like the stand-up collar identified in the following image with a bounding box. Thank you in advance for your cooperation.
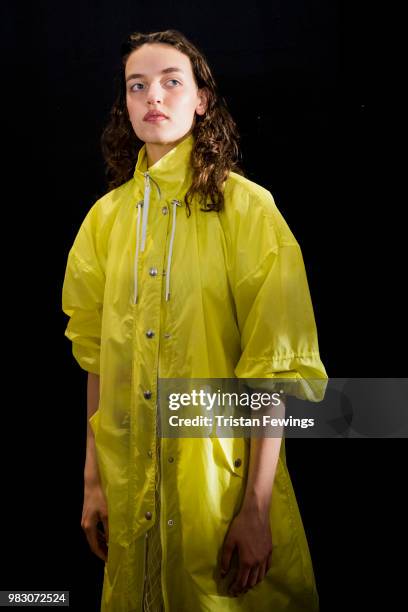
[132,132,195,199]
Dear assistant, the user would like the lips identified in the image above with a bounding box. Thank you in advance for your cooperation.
[143,111,169,121]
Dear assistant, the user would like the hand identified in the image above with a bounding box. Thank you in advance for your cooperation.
[220,506,272,596]
[81,481,109,562]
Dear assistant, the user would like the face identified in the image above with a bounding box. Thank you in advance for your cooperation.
[125,43,208,166]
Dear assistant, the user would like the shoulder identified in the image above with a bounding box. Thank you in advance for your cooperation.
[69,179,134,264]
[220,171,298,247]
[224,171,275,213]
[88,179,134,228]
[75,179,134,244]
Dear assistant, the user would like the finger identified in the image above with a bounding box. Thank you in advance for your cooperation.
[92,531,108,562]
[220,540,235,577]
[101,515,109,545]
[266,550,272,574]
[96,527,108,546]
[95,539,108,562]
[87,525,108,562]
[257,561,267,583]
[247,565,260,589]
[229,564,251,596]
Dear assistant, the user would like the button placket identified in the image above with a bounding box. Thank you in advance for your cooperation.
[133,193,179,531]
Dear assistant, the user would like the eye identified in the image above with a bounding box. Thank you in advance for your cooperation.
[130,83,144,92]
[129,78,181,92]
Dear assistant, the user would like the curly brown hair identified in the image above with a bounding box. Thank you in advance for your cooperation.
[100,29,246,215]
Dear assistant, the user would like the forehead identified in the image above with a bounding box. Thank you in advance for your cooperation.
[125,43,192,77]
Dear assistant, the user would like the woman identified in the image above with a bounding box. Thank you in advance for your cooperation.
[62,29,328,612]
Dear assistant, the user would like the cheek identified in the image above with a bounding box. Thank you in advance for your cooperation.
[126,96,142,119]
[171,90,197,112]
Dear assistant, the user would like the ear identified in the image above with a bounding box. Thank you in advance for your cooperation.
[196,87,209,116]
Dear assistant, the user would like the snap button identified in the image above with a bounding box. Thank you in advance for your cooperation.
[164,333,171,339]
[145,329,155,338]
[147,450,153,458]
[162,206,168,215]
[144,390,152,400]
[149,267,158,276]
[168,456,174,463]
[167,519,174,526]
[145,511,152,520]
[234,458,242,468]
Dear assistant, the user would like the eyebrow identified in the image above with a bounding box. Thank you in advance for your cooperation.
[125,67,184,82]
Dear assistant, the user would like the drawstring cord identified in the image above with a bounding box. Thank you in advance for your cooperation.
[141,172,161,252]
[165,199,182,301]
[140,175,150,252]
[133,171,181,305]
[133,200,143,304]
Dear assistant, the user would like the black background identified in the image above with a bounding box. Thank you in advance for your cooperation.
[1,1,404,610]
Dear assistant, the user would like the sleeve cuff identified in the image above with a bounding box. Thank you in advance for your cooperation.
[72,344,100,375]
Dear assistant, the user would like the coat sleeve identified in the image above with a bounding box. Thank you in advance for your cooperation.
[232,192,328,401]
[61,203,105,375]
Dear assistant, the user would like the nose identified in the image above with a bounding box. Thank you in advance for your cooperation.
[146,81,163,105]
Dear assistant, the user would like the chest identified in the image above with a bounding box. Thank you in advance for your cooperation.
[104,198,234,317]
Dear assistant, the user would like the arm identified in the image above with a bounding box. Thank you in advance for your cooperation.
[220,191,325,595]
[84,372,102,486]
[241,393,285,514]
[81,372,109,561]
[220,393,285,596]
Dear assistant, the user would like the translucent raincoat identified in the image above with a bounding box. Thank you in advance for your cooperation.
[62,132,328,611]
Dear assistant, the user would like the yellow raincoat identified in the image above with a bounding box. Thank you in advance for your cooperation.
[62,132,328,611]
